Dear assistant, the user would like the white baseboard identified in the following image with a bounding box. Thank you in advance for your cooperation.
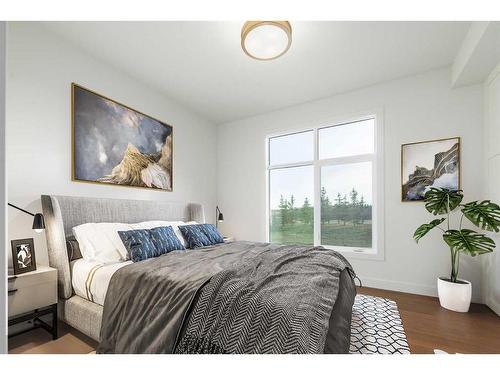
[485,297,500,316]
[358,276,482,303]
[359,276,437,297]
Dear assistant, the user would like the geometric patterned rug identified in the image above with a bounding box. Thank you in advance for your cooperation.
[91,293,411,355]
[349,294,411,354]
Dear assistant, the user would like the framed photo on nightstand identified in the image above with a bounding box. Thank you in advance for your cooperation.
[11,238,37,275]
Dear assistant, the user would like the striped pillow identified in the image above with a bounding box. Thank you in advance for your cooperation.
[178,225,211,249]
[118,229,159,262]
[198,224,224,244]
[179,224,224,249]
[150,226,185,253]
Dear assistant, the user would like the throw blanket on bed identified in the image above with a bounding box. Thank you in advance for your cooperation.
[175,244,352,354]
[97,241,353,354]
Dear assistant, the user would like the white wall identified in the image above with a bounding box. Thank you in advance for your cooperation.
[0,21,7,354]
[5,22,494,309]
[217,68,485,301]
[482,62,500,315]
[6,22,217,267]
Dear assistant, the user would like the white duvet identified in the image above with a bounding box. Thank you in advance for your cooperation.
[71,259,132,306]
[70,219,198,304]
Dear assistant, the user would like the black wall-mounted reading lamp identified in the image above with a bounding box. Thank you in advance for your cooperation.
[8,203,45,233]
[216,206,224,229]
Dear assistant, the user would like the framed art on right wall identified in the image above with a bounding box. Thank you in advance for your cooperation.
[401,137,461,202]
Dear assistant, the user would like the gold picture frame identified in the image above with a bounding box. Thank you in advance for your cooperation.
[71,83,173,191]
[401,136,461,202]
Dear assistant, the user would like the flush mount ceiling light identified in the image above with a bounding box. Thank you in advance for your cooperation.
[241,21,292,61]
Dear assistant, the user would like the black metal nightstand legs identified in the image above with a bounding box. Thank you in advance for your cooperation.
[8,303,59,340]
[52,303,58,339]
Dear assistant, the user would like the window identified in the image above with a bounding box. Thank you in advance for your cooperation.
[267,116,383,258]
[269,130,314,165]
[269,165,314,245]
[320,161,372,248]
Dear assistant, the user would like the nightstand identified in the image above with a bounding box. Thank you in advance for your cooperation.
[223,236,235,242]
[8,266,58,340]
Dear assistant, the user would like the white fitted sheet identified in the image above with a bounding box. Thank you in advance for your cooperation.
[70,259,132,306]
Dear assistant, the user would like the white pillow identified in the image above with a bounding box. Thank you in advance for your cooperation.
[72,222,134,263]
[73,220,196,263]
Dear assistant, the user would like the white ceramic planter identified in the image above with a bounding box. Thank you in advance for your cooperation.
[437,277,472,312]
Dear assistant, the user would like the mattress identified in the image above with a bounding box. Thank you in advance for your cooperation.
[70,259,132,305]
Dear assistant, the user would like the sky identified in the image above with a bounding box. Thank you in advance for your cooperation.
[269,119,374,165]
[269,130,314,165]
[269,119,374,209]
[319,119,374,159]
[269,162,372,209]
[74,86,172,180]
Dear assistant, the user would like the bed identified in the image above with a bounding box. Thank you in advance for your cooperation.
[41,195,356,354]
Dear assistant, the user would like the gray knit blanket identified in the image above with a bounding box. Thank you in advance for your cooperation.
[174,244,352,354]
[98,241,353,354]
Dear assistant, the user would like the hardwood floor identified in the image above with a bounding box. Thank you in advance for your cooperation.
[8,321,97,354]
[358,287,500,354]
[8,287,500,354]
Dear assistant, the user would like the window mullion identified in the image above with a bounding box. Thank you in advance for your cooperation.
[268,160,313,170]
[317,153,374,167]
[313,128,320,246]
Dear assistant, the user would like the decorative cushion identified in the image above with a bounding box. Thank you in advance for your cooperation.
[133,220,189,248]
[66,237,83,262]
[118,229,159,262]
[178,225,212,249]
[198,224,224,244]
[178,224,224,249]
[150,226,185,253]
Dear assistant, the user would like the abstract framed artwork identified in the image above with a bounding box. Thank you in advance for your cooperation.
[401,137,460,202]
[72,83,173,191]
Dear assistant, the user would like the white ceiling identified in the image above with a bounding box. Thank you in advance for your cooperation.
[42,21,470,124]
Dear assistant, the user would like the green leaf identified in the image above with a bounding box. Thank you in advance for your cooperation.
[414,218,445,243]
[443,229,495,256]
[461,200,500,232]
[424,188,463,215]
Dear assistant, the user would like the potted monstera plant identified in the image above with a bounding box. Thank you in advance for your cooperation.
[414,188,500,312]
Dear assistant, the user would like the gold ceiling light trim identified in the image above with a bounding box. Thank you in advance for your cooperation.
[241,21,292,61]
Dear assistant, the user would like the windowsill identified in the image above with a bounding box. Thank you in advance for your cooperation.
[322,245,384,261]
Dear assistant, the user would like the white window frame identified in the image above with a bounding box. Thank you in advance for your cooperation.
[266,110,385,261]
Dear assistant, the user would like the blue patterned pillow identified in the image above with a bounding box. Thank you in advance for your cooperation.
[150,226,185,253]
[118,229,159,262]
[178,224,224,249]
[198,224,224,244]
[178,225,212,249]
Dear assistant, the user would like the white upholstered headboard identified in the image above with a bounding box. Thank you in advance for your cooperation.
[41,195,205,299]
